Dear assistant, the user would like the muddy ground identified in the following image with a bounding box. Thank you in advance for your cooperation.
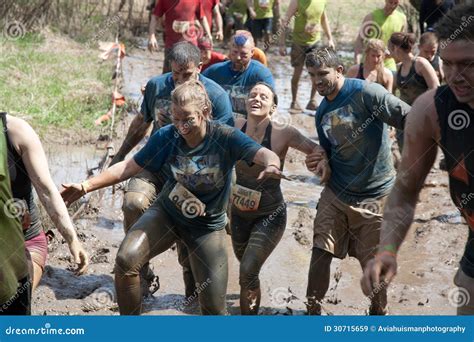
[32,41,468,316]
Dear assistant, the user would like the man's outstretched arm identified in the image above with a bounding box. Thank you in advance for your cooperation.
[361,89,440,295]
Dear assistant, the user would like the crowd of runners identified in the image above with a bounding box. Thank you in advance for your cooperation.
[1,0,473,316]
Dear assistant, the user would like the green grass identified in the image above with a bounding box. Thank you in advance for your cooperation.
[0,31,114,136]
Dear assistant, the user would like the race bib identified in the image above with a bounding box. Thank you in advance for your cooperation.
[169,183,206,218]
[232,184,261,211]
[172,20,191,34]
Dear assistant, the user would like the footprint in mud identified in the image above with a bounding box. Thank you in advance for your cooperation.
[81,285,117,312]
[291,208,314,246]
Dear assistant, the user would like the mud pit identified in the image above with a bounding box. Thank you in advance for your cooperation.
[33,42,468,315]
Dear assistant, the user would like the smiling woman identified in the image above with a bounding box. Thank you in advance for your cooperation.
[61,80,283,316]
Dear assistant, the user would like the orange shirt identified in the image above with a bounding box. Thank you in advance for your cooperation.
[252,47,267,66]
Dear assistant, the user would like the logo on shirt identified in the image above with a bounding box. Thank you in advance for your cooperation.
[321,105,357,146]
[170,154,223,191]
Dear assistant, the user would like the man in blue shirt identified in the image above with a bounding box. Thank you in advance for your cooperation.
[304,48,410,315]
[110,41,233,299]
[202,30,275,118]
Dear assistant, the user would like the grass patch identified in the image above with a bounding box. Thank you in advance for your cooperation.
[0,30,114,137]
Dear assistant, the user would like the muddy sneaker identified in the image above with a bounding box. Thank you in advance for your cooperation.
[439,157,447,171]
[289,101,303,114]
[306,99,319,111]
[366,306,389,315]
[140,266,160,297]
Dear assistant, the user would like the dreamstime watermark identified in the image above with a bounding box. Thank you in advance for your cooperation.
[183,22,204,43]
[262,203,286,228]
[0,280,31,313]
[359,21,382,41]
[447,286,470,308]
[270,287,296,307]
[85,15,121,49]
[351,104,386,139]
[447,109,470,131]
[182,278,212,307]
[439,15,474,50]
[3,20,26,41]
[3,198,28,219]
[358,198,382,219]
[271,111,292,130]
[181,198,205,218]
[5,323,85,336]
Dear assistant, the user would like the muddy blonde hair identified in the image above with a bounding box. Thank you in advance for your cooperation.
[364,39,387,85]
[171,80,212,120]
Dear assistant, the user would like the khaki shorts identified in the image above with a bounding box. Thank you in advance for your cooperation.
[290,42,322,68]
[312,187,386,262]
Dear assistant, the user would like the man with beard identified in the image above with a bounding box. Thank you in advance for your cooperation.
[304,48,411,315]
[111,41,233,300]
[203,30,274,118]
[361,4,474,315]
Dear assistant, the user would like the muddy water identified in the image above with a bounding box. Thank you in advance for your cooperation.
[35,47,466,315]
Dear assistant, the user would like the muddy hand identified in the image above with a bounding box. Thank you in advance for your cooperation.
[148,35,159,52]
[361,253,397,296]
[68,238,89,275]
[257,165,282,180]
[315,159,331,184]
[305,149,326,172]
[61,183,85,207]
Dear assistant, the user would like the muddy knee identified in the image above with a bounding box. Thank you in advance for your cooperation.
[122,192,151,231]
[239,260,260,290]
[115,246,145,277]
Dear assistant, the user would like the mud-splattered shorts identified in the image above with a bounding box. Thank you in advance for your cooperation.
[312,187,387,262]
[25,230,48,271]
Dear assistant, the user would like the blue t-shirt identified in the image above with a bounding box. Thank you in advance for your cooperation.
[141,73,234,132]
[133,121,262,231]
[316,78,410,204]
[202,60,275,117]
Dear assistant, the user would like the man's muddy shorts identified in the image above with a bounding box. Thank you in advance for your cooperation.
[24,230,48,271]
[312,187,386,261]
[250,18,273,39]
[124,169,163,202]
[290,41,322,68]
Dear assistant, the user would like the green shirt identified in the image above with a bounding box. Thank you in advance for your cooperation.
[254,0,275,19]
[293,0,326,46]
[0,121,28,305]
[229,0,248,22]
[371,8,406,71]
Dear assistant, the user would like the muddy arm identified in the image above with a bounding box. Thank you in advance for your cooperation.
[9,116,89,274]
[110,112,151,166]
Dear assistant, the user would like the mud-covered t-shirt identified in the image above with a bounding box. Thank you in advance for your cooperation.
[141,73,234,132]
[0,122,28,305]
[153,0,204,48]
[133,121,262,231]
[202,60,275,118]
[316,78,410,204]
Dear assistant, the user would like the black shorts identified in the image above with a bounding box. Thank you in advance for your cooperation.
[250,18,273,39]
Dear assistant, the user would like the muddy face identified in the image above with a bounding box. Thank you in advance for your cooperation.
[307,65,342,98]
[171,62,200,85]
[229,43,254,71]
[366,49,384,67]
[171,104,204,136]
[419,43,438,61]
[246,84,276,117]
[200,49,212,65]
[384,0,399,15]
[440,40,474,107]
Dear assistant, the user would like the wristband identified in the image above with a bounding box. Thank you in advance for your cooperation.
[380,243,397,254]
[376,250,397,259]
[81,180,91,194]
